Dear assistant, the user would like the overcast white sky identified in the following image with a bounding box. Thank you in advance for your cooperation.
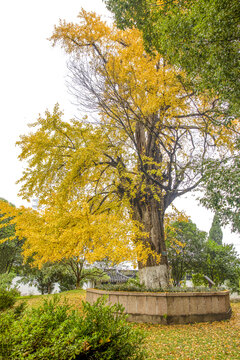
[0,0,239,253]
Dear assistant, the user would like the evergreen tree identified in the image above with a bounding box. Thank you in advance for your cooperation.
[208,213,223,245]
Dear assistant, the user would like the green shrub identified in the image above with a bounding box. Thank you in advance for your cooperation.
[0,302,26,359]
[0,288,20,311]
[0,296,145,359]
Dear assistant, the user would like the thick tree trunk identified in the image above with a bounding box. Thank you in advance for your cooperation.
[138,264,169,289]
[133,197,169,289]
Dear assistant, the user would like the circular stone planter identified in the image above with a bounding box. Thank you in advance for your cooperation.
[86,288,232,324]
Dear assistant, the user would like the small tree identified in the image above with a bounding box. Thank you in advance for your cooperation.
[19,258,109,294]
[53,258,109,291]
[199,240,240,289]
[166,219,240,291]
[19,261,59,295]
[166,220,207,286]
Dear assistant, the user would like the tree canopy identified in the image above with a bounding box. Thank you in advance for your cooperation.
[167,219,240,291]
[166,219,207,286]
[200,153,240,233]
[199,240,240,289]
[105,0,240,117]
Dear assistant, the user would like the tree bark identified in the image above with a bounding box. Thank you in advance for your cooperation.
[132,196,169,289]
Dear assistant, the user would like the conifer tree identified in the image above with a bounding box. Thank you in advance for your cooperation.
[208,213,223,245]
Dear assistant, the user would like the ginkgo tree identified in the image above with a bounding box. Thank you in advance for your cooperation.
[6,10,239,289]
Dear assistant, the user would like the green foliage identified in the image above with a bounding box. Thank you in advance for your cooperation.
[56,259,109,291]
[98,282,145,292]
[105,0,149,30]
[97,273,144,292]
[19,261,60,295]
[57,268,76,292]
[200,155,240,233]
[199,240,240,291]
[0,272,16,290]
[165,219,240,291]
[0,296,145,359]
[0,269,22,314]
[96,283,223,293]
[191,273,208,287]
[20,258,110,294]
[0,238,24,274]
[105,0,240,117]
[208,213,223,245]
[0,288,19,312]
[166,220,207,286]
[0,198,23,274]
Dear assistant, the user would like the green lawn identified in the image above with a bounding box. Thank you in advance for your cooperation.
[18,289,86,311]
[18,291,240,360]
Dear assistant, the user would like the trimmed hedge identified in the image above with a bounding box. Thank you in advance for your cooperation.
[96,283,225,293]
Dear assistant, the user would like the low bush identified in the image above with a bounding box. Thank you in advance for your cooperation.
[0,296,145,360]
[191,273,209,287]
[0,302,26,358]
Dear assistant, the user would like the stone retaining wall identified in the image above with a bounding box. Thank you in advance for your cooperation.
[86,288,231,324]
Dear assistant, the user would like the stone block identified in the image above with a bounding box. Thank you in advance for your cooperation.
[136,295,147,314]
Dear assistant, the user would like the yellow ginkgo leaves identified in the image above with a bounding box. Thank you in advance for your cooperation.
[0,198,158,268]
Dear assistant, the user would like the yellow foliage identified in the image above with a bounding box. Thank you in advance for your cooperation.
[0,200,19,242]
[165,205,189,251]
[0,198,157,268]
[49,10,239,155]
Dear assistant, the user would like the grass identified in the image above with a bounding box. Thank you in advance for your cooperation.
[17,291,240,360]
[17,289,86,311]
